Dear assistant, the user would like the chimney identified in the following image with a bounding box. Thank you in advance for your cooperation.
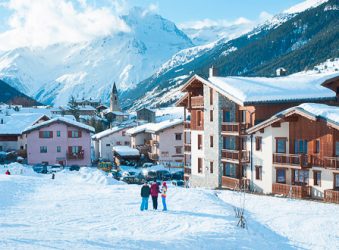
[209,66,218,78]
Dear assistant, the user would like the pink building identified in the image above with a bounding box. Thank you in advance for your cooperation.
[23,117,95,166]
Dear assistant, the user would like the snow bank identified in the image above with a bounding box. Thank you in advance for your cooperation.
[0,163,38,176]
[71,167,126,186]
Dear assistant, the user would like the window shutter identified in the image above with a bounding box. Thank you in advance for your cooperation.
[39,131,43,138]
[68,146,72,154]
[78,130,82,138]
[79,146,82,153]
[68,131,72,138]
[50,131,53,138]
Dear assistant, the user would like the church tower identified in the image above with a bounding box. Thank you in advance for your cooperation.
[110,82,121,112]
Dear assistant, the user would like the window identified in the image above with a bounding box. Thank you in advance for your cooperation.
[335,174,339,190]
[106,144,110,147]
[223,136,236,150]
[210,136,213,148]
[68,130,81,138]
[336,142,339,156]
[210,162,213,174]
[57,146,61,153]
[198,134,203,150]
[294,139,308,154]
[124,141,130,146]
[40,146,47,153]
[69,146,81,154]
[0,146,2,151]
[240,110,246,124]
[39,131,53,138]
[292,169,309,185]
[210,88,213,105]
[314,140,320,154]
[223,163,237,178]
[313,171,321,186]
[276,168,286,183]
[116,141,121,145]
[20,146,24,150]
[210,110,213,122]
[276,138,286,153]
[223,110,231,122]
[57,131,61,137]
[255,166,262,180]
[175,133,182,140]
[255,137,262,151]
[198,158,203,173]
[197,110,203,127]
[175,146,182,154]
[122,131,126,136]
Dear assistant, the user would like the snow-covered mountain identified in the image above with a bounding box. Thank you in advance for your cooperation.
[0,7,193,106]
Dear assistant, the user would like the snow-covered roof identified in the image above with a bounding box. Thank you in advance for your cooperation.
[92,126,131,140]
[126,119,183,135]
[136,107,155,112]
[112,146,140,157]
[51,105,96,112]
[23,117,95,133]
[206,73,338,105]
[0,113,50,135]
[248,103,339,133]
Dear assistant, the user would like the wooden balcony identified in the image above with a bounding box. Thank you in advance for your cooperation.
[191,96,204,108]
[148,152,159,161]
[184,167,191,175]
[137,145,151,155]
[272,183,311,198]
[149,140,159,147]
[221,122,249,135]
[323,157,339,170]
[222,176,249,190]
[273,153,311,168]
[324,189,339,203]
[184,144,191,154]
[67,150,84,160]
[184,121,191,130]
[221,149,249,163]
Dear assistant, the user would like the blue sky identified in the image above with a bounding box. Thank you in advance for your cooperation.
[0,0,305,51]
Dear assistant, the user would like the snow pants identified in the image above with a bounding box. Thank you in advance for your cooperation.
[140,197,149,211]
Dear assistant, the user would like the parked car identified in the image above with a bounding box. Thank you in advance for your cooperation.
[142,162,154,168]
[172,180,185,187]
[33,164,45,174]
[69,165,80,171]
[144,170,157,182]
[156,170,171,181]
[49,164,63,173]
[171,171,184,180]
[112,170,122,180]
[121,175,144,184]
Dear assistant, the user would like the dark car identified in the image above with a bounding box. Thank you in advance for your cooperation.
[33,163,48,174]
[121,176,141,184]
[69,165,80,171]
[156,170,171,181]
[171,171,184,180]
[112,170,122,180]
[145,170,157,182]
[172,180,185,187]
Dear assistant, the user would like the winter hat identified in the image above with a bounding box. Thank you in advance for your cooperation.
[163,182,167,186]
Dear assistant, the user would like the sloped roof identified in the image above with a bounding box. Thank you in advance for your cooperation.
[92,126,132,140]
[0,113,50,135]
[23,117,95,134]
[247,103,339,133]
[126,118,183,135]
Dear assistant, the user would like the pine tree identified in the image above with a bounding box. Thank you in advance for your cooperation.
[68,96,80,121]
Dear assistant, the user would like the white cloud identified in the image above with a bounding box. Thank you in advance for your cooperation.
[179,11,272,30]
[142,3,159,17]
[0,0,131,51]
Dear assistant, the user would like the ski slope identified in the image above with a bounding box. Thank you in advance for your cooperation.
[0,166,337,249]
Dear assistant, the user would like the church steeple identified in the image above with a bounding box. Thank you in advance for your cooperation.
[110,82,121,112]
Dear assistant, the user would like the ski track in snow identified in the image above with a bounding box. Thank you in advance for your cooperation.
[0,170,295,250]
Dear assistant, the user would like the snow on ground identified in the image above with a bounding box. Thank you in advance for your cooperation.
[217,190,339,250]
[0,167,296,249]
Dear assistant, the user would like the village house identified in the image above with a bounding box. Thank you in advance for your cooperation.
[23,117,95,166]
[74,97,101,108]
[92,126,133,162]
[126,119,184,166]
[0,112,49,152]
[247,103,339,203]
[51,105,97,117]
[176,67,339,189]
[136,107,156,123]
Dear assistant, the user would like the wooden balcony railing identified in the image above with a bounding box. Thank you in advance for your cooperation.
[221,149,249,163]
[148,152,159,161]
[273,153,311,168]
[136,145,151,155]
[272,183,311,198]
[324,189,339,203]
[184,144,191,154]
[222,176,249,190]
[67,150,84,160]
[221,122,249,135]
[191,96,204,108]
[323,157,339,170]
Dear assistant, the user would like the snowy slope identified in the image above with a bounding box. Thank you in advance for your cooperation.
[0,7,193,106]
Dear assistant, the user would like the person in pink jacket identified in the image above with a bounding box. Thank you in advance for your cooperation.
[150,182,160,210]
